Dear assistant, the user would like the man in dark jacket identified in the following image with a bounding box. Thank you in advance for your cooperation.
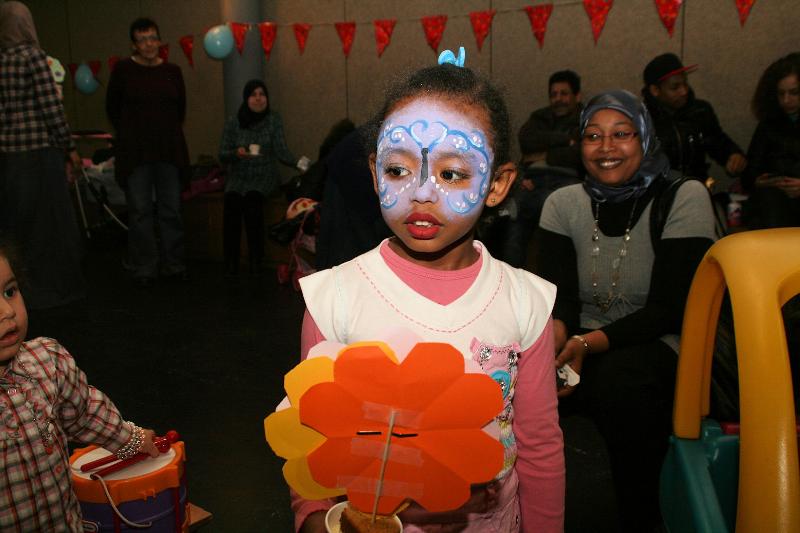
[501,70,583,268]
[642,53,746,180]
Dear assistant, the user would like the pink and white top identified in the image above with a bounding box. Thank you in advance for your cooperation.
[294,240,564,533]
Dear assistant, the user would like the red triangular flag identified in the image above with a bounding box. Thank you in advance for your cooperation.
[655,0,683,37]
[179,35,194,67]
[67,62,78,85]
[374,19,396,58]
[469,10,496,51]
[735,0,756,26]
[230,22,249,55]
[258,22,277,61]
[523,5,554,48]
[158,44,169,62]
[108,56,120,73]
[583,0,613,44]
[88,60,101,77]
[293,23,311,54]
[335,21,356,58]
[421,15,447,53]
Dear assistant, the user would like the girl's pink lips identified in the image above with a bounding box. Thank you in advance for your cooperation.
[404,212,443,240]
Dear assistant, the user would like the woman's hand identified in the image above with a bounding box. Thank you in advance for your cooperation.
[555,337,585,398]
[66,150,82,183]
[725,153,747,175]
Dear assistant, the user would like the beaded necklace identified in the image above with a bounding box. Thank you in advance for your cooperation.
[590,197,639,313]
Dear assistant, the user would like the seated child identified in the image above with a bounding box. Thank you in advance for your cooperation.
[0,235,159,530]
[293,54,564,532]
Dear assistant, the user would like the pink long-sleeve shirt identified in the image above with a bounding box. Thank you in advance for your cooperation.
[292,242,564,532]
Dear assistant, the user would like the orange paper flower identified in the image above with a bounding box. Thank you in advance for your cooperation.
[300,342,504,515]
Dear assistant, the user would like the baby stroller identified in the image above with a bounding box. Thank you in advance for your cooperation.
[71,131,129,248]
[273,198,320,290]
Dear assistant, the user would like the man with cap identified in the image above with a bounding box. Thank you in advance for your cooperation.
[642,52,746,180]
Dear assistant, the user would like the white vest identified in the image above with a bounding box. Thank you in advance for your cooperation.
[300,241,556,355]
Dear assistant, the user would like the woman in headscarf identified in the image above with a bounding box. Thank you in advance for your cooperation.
[0,1,85,309]
[218,79,309,276]
[535,90,717,532]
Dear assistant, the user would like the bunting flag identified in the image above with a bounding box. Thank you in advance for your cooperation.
[179,35,194,67]
[583,0,614,44]
[230,22,250,55]
[469,10,496,51]
[67,63,78,85]
[158,44,169,62]
[421,15,447,53]
[335,21,356,58]
[293,23,311,54]
[258,22,277,61]
[374,19,396,58]
[655,0,683,37]
[108,55,120,73]
[88,60,101,77]
[735,0,756,26]
[523,4,554,48]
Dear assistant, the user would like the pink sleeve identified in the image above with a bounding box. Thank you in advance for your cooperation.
[513,318,565,533]
[292,309,337,531]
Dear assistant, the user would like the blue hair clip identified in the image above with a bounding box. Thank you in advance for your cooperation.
[438,47,465,68]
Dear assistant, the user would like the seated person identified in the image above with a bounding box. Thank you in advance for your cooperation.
[642,53,746,180]
[502,70,583,267]
[536,90,717,532]
[743,54,800,228]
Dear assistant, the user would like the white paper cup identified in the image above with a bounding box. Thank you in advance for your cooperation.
[324,502,402,533]
[248,144,260,155]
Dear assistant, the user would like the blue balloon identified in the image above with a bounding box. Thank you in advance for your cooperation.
[204,25,234,60]
[74,63,99,95]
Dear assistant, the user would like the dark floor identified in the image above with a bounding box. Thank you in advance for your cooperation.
[27,243,618,533]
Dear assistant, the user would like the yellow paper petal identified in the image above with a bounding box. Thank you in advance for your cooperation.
[264,407,325,459]
[283,457,345,500]
[285,357,334,407]
[339,341,399,364]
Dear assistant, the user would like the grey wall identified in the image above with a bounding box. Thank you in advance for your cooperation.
[24,0,800,181]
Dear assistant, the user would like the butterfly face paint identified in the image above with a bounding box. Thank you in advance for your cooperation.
[376,101,492,216]
[373,96,495,255]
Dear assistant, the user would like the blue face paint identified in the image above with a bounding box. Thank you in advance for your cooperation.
[377,118,491,216]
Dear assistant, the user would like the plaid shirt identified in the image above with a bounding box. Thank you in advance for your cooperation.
[0,44,75,153]
[0,338,132,532]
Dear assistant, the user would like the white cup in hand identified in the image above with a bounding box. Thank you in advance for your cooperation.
[248,144,261,156]
[297,156,311,172]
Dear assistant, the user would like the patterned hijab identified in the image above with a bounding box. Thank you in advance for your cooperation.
[0,2,40,49]
[580,90,670,203]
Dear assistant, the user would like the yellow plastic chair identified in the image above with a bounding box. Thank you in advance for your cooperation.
[670,228,800,532]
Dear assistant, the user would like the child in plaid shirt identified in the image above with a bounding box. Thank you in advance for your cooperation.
[0,236,159,532]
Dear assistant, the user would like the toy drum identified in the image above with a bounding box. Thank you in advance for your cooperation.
[69,441,189,532]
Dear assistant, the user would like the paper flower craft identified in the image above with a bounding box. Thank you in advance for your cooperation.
[265,335,505,516]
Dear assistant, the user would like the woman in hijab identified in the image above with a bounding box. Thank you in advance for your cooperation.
[535,90,717,532]
[218,79,309,276]
[0,1,85,309]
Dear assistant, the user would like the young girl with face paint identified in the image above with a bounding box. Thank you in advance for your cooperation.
[293,59,564,533]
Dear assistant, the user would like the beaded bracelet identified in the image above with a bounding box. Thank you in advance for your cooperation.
[570,334,591,354]
[116,423,144,460]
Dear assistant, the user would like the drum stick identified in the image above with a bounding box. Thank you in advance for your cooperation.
[81,430,179,472]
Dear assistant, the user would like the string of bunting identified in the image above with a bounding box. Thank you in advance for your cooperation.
[64,0,757,90]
